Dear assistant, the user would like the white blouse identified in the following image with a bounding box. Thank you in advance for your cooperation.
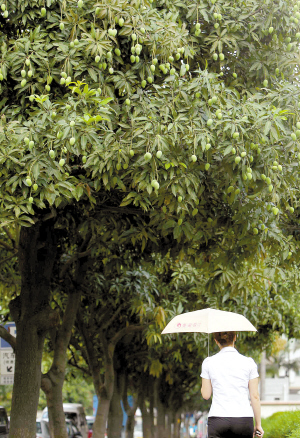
[200,346,259,417]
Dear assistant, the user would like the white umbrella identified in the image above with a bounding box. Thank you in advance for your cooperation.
[161,308,257,355]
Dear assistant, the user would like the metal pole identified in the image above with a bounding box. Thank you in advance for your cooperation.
[208,333,209,357]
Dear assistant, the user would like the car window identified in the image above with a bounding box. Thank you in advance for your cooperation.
[36,421,42,433]
[0,410,7,431]
[66,412,78,425]
[0,410,7,422]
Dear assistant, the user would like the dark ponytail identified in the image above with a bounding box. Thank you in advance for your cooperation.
[214,331,236,347]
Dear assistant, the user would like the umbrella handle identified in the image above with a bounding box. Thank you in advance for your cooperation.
[208,333,210,357]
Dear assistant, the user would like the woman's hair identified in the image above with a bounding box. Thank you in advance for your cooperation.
[213,331,236,346]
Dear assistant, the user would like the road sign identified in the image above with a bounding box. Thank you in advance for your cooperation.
[0,322,16,349]
[0,322,16,385]
[0,375,14,385]
[0,350,15,379]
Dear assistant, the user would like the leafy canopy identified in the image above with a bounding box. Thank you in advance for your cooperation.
[0,0,300,260]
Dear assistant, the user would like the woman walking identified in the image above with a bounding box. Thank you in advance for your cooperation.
[200,331,264,438]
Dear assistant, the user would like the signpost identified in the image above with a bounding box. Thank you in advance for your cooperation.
[0,322,16,385]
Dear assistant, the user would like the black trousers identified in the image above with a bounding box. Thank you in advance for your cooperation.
[208,416,254,438]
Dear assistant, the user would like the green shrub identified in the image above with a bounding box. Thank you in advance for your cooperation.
[262,410,300,438]
[288,424,300,438]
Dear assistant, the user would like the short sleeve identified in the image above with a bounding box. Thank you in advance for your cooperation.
[200,358,211,379]
[249,358,259,380]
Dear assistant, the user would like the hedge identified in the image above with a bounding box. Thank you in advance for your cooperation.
[261,411,300,438]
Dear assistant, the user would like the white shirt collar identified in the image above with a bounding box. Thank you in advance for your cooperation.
[219,346,237,353]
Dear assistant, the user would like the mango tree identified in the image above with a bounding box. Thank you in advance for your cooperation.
[0,39,113,438]
[1,0,300,436]
[74,265,165,438]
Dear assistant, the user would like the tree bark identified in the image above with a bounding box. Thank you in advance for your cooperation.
[156,403,166,436]
[125,413,135,438]
[121,369,137,438]
[93,396,111,438]
[42,376,66,438]
[41,291,82,438]
[77,310,115,438]
[166,410,172,438]
[9,220,59,438]
[140,393,151,438]
[174,411,181,438]
[154,381,166,438]
[107,370,124,438]
[184,416,189,438]
[149,382,155,438]
[78,308,146,438]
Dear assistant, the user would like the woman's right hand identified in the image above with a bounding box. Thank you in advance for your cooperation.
[254,425,264,437]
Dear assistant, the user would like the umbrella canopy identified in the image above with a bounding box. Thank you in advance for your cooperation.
[161,308,257,334]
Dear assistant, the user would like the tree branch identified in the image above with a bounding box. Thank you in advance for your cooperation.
[41,207,57,222]
[0,239,14,251]
[59,249,92,280]
[68,357,91,376]
[0,325,16,350]
[76,310,100,374]
[122,371,138,416]
[32,308,60,332]
[0,252,18,266]
[110,325,147,350]
[101,304,125,331]
[3,226,16,248]
[126,350,148,362]
[69,335,90,367]
[96,206,149,216]
[76,309,104,393]
[68,345,91,377]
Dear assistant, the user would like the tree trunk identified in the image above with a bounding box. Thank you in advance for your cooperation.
[41,291,82,438]
[78,308,145,438]
[93,396,111,438]
[43,376,66,438]
[78,310,115,438]
[149,383,155,438]
[108,371,124,438]
[156,405,166,438]
[140,391,151,438]
[121,370,137,438]
[9,220,59,438]
[125,413,135,438]
[166,410,172,438]
[9,320,47,438]
[184,416,189,438]
[174,412,181,438]
[155,383,166,438]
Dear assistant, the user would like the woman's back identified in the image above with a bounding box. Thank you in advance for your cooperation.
[201,331,264,437]
[201,346,259,417]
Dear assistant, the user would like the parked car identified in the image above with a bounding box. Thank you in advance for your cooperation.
[36,418,82,438]
[86,416,94,438]
[66,419,82,437]
[36,419,50,438]
[42,403,88,438]
[0,407,9,438]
